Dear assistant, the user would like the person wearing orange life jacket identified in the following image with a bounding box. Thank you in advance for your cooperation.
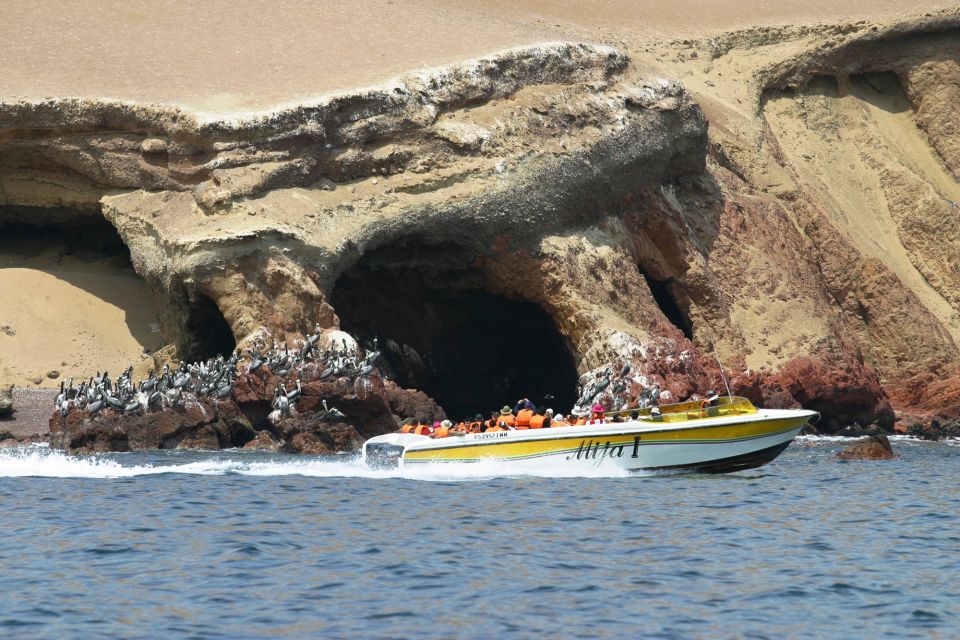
[700,390,720,409]
[432,419,453,438]
[467,413,484,434]
[528,408,554,429]
[511,397,535,429]
[413,423,432,436]
[491,405,515,431]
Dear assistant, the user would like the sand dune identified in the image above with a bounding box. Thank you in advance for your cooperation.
[0,0,952,112]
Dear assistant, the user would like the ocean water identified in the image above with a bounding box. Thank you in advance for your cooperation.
[0,437,957,639]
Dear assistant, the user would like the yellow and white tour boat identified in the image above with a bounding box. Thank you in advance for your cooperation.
[362,396,817,474]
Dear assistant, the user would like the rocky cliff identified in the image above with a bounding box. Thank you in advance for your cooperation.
[5,8,960,447]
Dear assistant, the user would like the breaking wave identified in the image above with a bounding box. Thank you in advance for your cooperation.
[0,445,633,481]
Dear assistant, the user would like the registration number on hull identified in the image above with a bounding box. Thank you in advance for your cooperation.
[473,431,509,440]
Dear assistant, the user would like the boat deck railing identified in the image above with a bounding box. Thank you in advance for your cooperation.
[607,396,757,423]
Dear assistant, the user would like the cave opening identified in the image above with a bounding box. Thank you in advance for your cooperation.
[0,217,132,260]
[181,294,237,362]
[640,270,693,340]
[331,243,579,419]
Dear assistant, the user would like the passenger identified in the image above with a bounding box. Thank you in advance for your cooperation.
[629,410,640,421]
[513,397,537,414]
[467,414,484,433]
[515,406,535,428]
[432,419,453,438]
[589,402,606,424]
[650,406,664,422]
[413,422,432,436]
[529,408,551,429]
[700,390,720,408]
[494,405,516,430]
[399,417,416,433]
[551,413,566,426]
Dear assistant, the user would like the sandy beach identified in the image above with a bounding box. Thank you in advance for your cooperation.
[0,240,163,390]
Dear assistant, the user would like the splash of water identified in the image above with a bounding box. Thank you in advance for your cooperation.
[0,445,634,481]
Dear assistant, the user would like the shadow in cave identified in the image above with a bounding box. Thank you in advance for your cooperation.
[331,244,579,419]
[181,294,236,362]
[641,270,693,340]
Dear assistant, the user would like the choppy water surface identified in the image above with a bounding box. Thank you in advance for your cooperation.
[0,437,957,638]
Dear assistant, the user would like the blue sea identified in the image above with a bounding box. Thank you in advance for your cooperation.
[0,436,957,639]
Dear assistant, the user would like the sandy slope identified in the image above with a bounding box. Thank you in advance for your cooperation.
[0,251,163,388]
[0,0,953,112]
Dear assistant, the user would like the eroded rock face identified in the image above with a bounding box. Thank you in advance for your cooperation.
[8,11,960,440]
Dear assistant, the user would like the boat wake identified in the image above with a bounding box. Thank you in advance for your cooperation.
[0,445,635,481]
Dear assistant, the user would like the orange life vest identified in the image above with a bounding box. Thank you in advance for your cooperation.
[528,414,545,429]
[414,424,432,436]
[400,424,415,433]
[516,409,534,427]
[468,421,482,433]
[497,414,516,428]
[433,425,449,438]
[575,418,586,426]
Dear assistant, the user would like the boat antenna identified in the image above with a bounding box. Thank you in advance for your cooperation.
[711,339,733,399]
[701,318,733,398]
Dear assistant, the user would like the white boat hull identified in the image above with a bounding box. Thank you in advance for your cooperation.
[363,406,816,474]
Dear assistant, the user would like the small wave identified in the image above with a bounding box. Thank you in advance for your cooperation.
[796,434,923,444]
[0,447,631,481]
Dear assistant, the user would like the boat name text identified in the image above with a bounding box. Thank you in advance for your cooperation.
[567,437,643,461]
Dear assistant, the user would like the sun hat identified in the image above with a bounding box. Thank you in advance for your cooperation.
[500,406,513,415]
[441,419,452,428]
[545,408,554,415]
[474,413,484,421]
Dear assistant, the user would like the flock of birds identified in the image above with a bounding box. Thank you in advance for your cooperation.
[55,324,381,424]
[572,363,660,415]
[54,352,240,418]
[54,319,663,423]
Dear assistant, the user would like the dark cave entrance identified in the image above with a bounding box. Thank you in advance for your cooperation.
[181,294,237,362]
[641,270,693,340]
[331,244,579,419]
[0,216,132,259]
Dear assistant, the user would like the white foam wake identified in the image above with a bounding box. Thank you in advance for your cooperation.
[0,446,632,481]
[795,434,923,444]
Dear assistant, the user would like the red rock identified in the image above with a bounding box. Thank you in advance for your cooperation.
[243,430,283,451]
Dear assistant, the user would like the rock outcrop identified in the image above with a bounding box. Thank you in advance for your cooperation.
[837,435,896,460]
[7,8,960,445]
[0,383,12,417]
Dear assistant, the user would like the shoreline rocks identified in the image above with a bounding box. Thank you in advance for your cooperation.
[837,435,896,461]
[0,383,12,417]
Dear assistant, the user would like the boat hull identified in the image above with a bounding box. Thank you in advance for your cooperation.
[363,407,815,474]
